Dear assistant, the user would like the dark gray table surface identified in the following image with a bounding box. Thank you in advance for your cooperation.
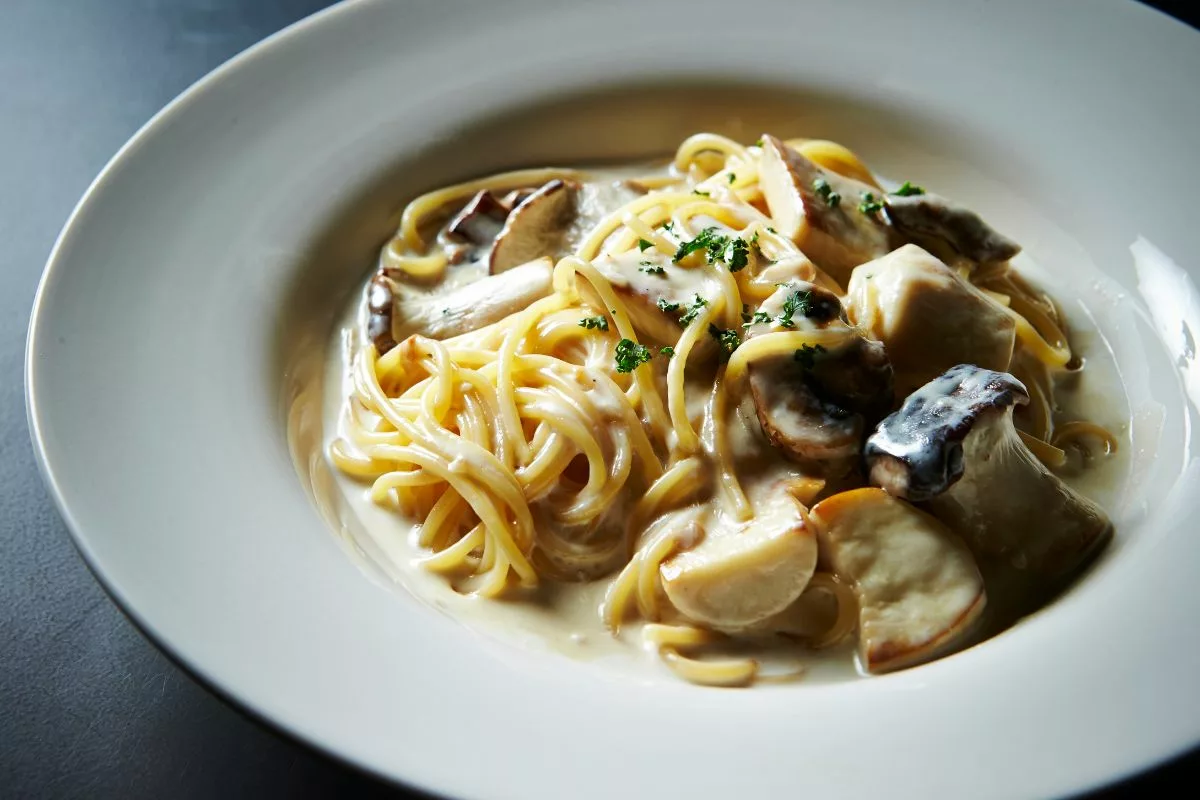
[2,2,1196,797]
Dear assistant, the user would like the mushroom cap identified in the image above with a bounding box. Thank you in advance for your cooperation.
[746,281,893,472]
[659,491,818,630]
[865,364,1028,502]
[811,487,986,674]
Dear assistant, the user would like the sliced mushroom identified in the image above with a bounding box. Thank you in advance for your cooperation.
[659,490,818,630]
[445,190,511,246]
[758,134,895,284]
[366,274,397,354]
[810,488,986,673]
[490,179,578,273]
[886,192,1020,264]
[390,257,554,341]
[744,280,893,474]
[865,364,1112,594]
[592,249,723,345]
[845,244,1016,393]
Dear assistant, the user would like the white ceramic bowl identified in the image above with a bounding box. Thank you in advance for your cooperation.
[27,1,1200,797]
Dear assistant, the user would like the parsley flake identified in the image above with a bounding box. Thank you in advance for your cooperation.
[708,324,741,360]
[673,226,751,272]
[677,294,709,327]
[812,177,841,208]
[777,289,813,328]
[578,316,608,331]
[660,346,676,358]
[793,343,826,369]
[693,189,711,197]
[639,263,666,276]
[742,311,772,328]
[858,192,885,215]
[727,173,736,185]
[892,181,925,197]
[656,298,681,314]
[638,238,654,252]
[614,338,652,373]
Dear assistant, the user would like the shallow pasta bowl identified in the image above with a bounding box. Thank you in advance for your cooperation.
[25,1,1200,797]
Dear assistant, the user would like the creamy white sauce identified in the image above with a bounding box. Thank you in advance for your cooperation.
[288,162,1134,686]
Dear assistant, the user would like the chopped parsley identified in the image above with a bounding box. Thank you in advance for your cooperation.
[578,315,608,331]
[754,137,764,147]
[708,324,741,360]
[677,294,709,327]
[693,189,711,197]
[812,177,841,208]
[614,338,652,373]
[766,226,777,234]
[656,298,681,314]
[638,238,654,252]
[858,192,885,215]
[892,181,925,197]
[742,311,771,328]
[659,221,675,232]
[673,226,751,272]
[777,289,813,328]
[639,262,666,276]
[793,343,826,369]
[727,173,736,185]
[660,345,676,358]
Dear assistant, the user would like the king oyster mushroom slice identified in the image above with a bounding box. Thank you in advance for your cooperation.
[744,280,893,474]
[758,134,895,284]
[489,179,645,274]
[445,189,512,246]
[865,364,1112,590]
[845,244,1016,393]
[490,179,578,273]
[388,257,554,341]
[659,489,818,630]
[885,191,1021,265]
[366,273,398,354]
[810,488,986,673]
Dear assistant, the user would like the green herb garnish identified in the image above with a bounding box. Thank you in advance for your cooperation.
[660,346,676,358]
[673,226,751,272]
[578,316,608,331]
[708,324,741,360]
[793,343,826,369]
[677,294,709,327]
[892,181,925,197]
[858,192,885,215]
[656,298,681,314]
[638,238,654,252]
[639,263,666,275]
[812,177,841,208]
[727,173,736,185]
[777,289,813,328]
[615,338,652,373]
[693,189,711,197]
[742,311,771,328]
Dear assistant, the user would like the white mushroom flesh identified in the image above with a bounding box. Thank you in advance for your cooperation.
[846,244,1016,393]
[659,490,818,630]
[811,487,986,674]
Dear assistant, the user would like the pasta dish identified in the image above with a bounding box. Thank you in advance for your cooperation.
[328,133,1120,686]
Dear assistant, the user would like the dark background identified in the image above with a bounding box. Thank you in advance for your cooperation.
[1,1,1195,797]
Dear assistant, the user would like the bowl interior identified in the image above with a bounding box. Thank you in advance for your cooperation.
[28,2,1200,797]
